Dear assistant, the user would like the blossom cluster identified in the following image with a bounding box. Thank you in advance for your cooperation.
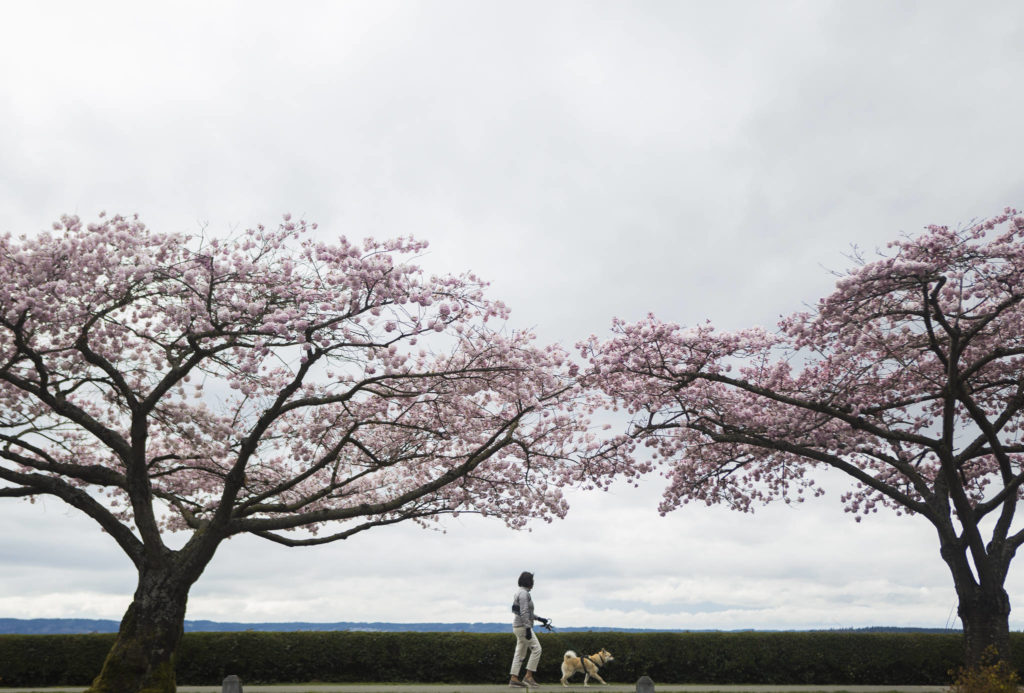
[585,209,1024,526]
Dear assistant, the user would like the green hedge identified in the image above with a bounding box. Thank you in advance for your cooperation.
[2,630,1022,687]
[0,633,116,687]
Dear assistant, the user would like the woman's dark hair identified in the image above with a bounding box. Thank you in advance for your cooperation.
[518,571,534,588]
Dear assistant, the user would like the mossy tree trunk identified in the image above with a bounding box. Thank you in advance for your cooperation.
[85,532,218,693]
[86,564,190,693]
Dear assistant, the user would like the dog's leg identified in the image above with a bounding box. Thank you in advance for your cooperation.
[591,672,608,685]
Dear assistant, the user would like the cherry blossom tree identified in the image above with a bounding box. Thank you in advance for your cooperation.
[0,213,634,693]
[585,209,1024,666]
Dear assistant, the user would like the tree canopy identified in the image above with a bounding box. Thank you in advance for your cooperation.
[585,208,1024,663]
[0,213,637,692]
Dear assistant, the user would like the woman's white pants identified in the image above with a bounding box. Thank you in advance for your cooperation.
[510,625,542,674]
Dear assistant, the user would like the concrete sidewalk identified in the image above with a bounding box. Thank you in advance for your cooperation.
[0,685,949,693]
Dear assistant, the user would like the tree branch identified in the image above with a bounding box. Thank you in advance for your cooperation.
[0,466,143,565]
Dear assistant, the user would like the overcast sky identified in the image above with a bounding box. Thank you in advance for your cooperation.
[1,1,1024,632]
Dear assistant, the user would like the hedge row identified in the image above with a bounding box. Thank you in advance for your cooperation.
[3,630,1023,688]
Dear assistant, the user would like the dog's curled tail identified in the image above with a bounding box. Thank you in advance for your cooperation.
[563,650,577,660]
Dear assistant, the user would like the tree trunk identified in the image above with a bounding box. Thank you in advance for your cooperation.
[938,532,1013,668]
[86,566,190,693]
[958,585,1012,667]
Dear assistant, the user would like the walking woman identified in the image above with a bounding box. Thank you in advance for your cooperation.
[509,571,549,688]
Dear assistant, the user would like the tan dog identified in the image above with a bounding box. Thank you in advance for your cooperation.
[560,649,613,687]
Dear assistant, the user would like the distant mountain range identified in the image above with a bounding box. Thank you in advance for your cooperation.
[0,618,961,635]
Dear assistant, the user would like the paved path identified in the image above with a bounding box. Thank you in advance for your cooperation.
[0,685,948,693]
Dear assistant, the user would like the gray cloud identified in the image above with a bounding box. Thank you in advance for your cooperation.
[1,0,1023,631]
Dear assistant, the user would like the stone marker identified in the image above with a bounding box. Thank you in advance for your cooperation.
[222,674,242,693]
[636,675,655,693]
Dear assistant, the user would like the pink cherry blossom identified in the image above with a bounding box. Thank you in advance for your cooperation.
[585,208,1024,666]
